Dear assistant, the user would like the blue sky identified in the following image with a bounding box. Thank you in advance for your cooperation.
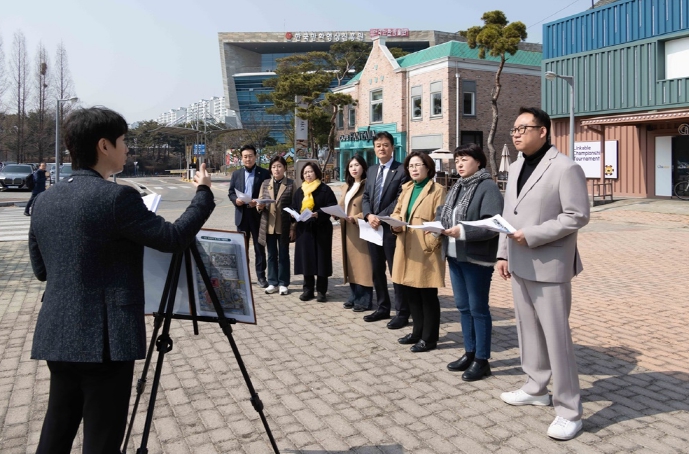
[0,0,594,123]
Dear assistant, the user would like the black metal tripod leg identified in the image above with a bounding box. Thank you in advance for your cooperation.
[190,243,280,454]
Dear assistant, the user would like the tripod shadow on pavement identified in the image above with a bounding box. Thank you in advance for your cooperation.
[285,445,404,454]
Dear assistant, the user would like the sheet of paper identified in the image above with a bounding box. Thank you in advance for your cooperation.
[235,189,253,204]
[283,207,313,222]
[378,216,408,228]
[407,221,446,234]
[357,219,383,246]
[320,204,349,219]
[459,214,516,234]
[142,193,162,213]
[255,199,276,205]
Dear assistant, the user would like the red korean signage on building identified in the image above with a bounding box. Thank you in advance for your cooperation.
[370,28,409,38]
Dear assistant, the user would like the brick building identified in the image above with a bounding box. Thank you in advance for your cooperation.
[332,36,542,176]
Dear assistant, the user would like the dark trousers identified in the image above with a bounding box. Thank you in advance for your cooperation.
[368,227,408,317]
[24,190,43,215]
[266,234,290,286]
[303,275,328,294]
[403,286,440,344]
[348,283,373,308]
[239,214,266,280]
[36,360,135,454]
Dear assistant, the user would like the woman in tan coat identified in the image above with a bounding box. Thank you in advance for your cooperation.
[339,155,373,311]
[390,151,446,353]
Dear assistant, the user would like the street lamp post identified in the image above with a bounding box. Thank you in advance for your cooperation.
[55,97,78,182]
[545,71,575,160]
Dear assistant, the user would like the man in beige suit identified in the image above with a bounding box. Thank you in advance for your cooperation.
[496,107,589,440]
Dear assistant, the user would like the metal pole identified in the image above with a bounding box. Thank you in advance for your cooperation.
[569,78,575,160]
[55,99,61,182]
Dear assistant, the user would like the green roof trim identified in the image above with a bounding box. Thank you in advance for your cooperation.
[343,40,541,87]
[396,41,541,68]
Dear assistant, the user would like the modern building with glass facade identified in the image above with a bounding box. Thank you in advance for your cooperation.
[217,30,467,143]
[543,0,689,198]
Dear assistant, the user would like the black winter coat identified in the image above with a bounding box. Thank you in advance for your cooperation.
[291,183,337,276]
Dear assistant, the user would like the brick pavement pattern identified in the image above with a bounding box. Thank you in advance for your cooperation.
[1,199,688,453]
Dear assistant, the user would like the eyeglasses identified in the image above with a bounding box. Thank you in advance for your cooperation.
[509,125,542,136]
[407,163,426,169]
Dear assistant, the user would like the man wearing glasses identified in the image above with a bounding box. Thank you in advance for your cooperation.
[496,107,589,440]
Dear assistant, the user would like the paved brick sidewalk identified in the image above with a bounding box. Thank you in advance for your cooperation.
[1,199,688,453]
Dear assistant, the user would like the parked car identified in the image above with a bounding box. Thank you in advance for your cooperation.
[50,163,73,183]
[0,164,34,191]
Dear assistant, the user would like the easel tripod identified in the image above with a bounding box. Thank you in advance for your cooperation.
[122,242,280,453]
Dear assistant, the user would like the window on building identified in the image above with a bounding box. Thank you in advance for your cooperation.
[461,131,483,147]
[430,81,442,117]
[371,89,383,123]
[337,110,344,129]
[665,37,689,79]
[348,107,356,127]
[411,86,422,120]
[463,81,476,116]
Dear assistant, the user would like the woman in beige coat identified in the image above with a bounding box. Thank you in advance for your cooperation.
[339,156,374,311]
[390,151,446,352]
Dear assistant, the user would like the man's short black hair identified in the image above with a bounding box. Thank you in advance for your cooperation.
[63,107,128,170]
[519,107,551,140]
[372,131,394,146]
[454,143,487,169]
[240,144,257,155]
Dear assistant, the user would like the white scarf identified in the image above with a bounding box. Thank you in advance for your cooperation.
[344,181,361,213]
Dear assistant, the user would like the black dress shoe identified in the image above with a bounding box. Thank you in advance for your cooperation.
[316,293,327,302]
[343,301,354,309]
[447,352,475,372]
[352,305,371,312]
[397,333,420,345]
[257,277,269,288]
[363,309,390,322]
[387,316,409,330]
[410,340,436,353]
[462,360,491,382]
[299,291,314,301]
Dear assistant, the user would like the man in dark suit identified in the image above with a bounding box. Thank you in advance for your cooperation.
[24,162,48,216]
[228,144,271,288]
[361,131,410,329]
[497,107,590,441]
[28,107,215,454]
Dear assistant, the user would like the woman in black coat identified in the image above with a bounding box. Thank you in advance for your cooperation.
[292,162,337,302]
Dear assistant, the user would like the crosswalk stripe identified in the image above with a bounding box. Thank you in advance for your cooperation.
[0,208,30,242]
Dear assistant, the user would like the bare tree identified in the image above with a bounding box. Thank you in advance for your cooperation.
[53,41,76,122]
[0,36,7,111]
[10,31,30,163]
[30,42,52,162]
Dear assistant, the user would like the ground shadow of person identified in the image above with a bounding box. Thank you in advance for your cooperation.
[575,345,689,434]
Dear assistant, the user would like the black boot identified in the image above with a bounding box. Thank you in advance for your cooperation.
[447,352,475,372]
[462,359,491,382]
[299,289,315,301]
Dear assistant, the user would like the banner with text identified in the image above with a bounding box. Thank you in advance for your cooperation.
[574,141,619,179]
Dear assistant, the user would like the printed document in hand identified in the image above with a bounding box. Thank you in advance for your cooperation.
[320,205,349,219]
[378,216,408,228]
[235,189,253,204]
[407,221,446,234]
[255,198,276,205]
[357,219,383,246]
[142,193,162,213]
[460,214,516,234]
[283,207,313,222]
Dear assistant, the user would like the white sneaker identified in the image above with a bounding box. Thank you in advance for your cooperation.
[500,389,551,406]
[279,286,288,295]
[265,285,277,294]
[547,416,582,440]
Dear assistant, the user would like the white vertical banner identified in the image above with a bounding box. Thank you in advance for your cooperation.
[573,141,619,179]
[295,96,309,158]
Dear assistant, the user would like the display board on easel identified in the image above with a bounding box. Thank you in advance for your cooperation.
[143,229,256,324]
